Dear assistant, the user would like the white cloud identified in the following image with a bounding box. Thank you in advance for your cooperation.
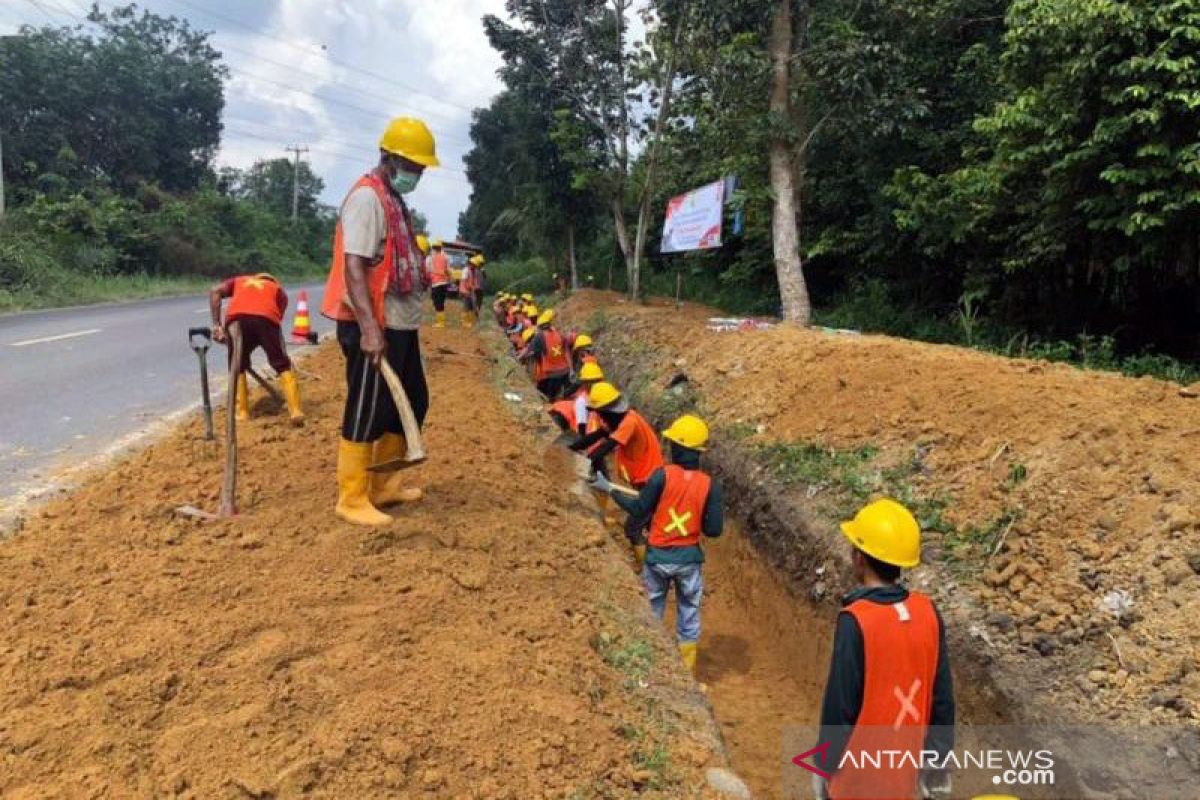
[5,0,505,238]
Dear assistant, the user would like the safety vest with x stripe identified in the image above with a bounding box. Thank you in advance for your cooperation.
[648,465,711,549]
[828,591,939,799]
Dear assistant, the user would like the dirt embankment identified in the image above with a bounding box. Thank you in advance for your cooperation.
[557,290,1200,733]
[0,325,732,798]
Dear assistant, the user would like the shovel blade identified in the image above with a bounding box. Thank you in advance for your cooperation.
[367,456,427,474]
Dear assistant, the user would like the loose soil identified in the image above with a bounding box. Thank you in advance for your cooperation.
[554,289,1200,796]
[0,323,728,798]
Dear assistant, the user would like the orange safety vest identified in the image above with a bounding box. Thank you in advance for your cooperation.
[606,410,664,487]
[828,592,939,800]
[535,328,572,381]
[321,174,419,324]
[460,265,478,293]
[549,398,577,430]
[648,465,711,550]
[429,251,451,285]
[226,274,285,326]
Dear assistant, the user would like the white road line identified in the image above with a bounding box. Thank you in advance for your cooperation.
[8,328,103,347]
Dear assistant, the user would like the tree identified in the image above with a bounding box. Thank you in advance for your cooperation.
[0,3,226,197]
[222,158,324,219]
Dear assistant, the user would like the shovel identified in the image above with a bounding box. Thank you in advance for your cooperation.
[188,327,215,441]
[366,359,428,473]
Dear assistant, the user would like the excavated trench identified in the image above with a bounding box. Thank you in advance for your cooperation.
[584,328,1117,800]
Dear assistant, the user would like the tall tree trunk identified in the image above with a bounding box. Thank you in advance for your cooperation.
[629,13,684,305]
[768,0,812,325]
[611,195,633,292]
[567,219,578,291]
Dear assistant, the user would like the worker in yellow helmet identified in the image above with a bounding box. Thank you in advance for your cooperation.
[427,238,452,328]
[589,414,723,672]
[321,116,439,526]
[459,254,484,326]
[519,308,572,400]
[570,333,598,374]
[811,498,955,800]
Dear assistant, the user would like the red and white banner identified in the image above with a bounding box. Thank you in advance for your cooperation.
[660,179,725,254]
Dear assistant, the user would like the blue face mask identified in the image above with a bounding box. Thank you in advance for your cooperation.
[389,168,421,195]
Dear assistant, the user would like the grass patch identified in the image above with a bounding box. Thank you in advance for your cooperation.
[591,630,655,688]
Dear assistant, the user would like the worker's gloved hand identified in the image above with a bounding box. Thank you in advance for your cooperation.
[588,471,614,495]
[212,324,226,344]
[811,773,831,800]
[918,767,952,799]
[567,437,588,452]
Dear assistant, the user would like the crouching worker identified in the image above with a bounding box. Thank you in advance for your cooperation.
[210,272,304,424]
[569,382,663,490]
[813,499,955,800]
[589,415,722,673]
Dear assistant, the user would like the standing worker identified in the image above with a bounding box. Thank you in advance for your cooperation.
[428,238,452,328]
[321,116,438,526]
[812,498,955,800]
[571,334,598,374]
[589,415,722,671]
[520,308,572,400]
[209,272,304,424]
[459,255,483,326]
[471,253,486,317]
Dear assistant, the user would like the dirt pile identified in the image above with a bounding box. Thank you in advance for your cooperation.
[0,326,727,798]
[559,290,1200,728]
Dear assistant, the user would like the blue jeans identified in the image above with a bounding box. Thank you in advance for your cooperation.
[642,562,704,644]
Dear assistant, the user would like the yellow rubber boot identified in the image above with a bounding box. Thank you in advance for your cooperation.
[335,439,393,526]
[371,432,424,506]
[234,373,250,422]
[434,311,446,328]
[678,642,698,672]
[279,369,304,425]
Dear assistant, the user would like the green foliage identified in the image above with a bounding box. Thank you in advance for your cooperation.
[0,3,225,196]
[0,9,334,310]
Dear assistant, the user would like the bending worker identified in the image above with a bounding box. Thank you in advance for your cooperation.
[428,238,452,328]
[520,308,572,400]
[321,116,437,526]
[589,415,722,672]
[209,272,303,424]
[570,382,663,488]
[813,499,955,800]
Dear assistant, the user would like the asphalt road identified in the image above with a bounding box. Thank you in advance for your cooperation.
[0,284,331,512]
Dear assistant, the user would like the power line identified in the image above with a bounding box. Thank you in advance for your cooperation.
[162,0,482,117]
[40,0,475,149]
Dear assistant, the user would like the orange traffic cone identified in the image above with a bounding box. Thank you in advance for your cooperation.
[290,290,314,344]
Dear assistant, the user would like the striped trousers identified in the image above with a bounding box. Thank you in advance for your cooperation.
[336,321,429,443]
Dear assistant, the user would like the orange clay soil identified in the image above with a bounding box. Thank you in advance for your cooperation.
[0,324,731,799]
[558,290,1200,728]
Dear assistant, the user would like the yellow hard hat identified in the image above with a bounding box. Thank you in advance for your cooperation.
[379,117,440,167]
[573,334,593,351]
[840,499,921,568]
[521,293,534,302]
[415,234,429,253]
[537,309,555,326]
[662,414,709,451]
[469,254,484,267]
[431,238,443,248]
[588,382,622,410]
[520,327,536,343]
[578,362,604,382]
[524,305,539,317]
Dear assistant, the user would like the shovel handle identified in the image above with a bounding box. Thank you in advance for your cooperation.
[378,359,427,462]
[219,321,242,517]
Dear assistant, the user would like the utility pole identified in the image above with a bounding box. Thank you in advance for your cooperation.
[1,131,6,220]
[284,145,309,222]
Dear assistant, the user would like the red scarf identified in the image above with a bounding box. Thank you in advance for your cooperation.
[363,170,429,296]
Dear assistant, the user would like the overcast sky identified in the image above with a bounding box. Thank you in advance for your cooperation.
[1,0,506,239]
